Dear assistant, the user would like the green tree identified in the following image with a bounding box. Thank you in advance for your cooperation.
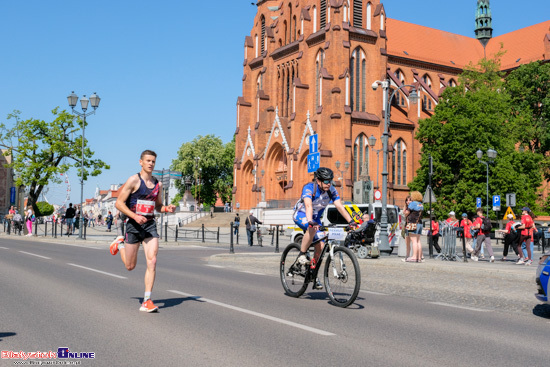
[409,55,543,218]
[35,201,54,217]
[171,135,235,206]
[506,61,550,177]
[0,108,110,212]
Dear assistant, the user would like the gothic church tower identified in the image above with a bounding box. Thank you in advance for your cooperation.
[475,0,493,47]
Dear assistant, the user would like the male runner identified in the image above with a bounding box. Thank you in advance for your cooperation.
[293,167,356,289]
[110,150,176,312]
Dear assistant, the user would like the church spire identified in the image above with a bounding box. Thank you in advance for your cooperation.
[475,0,493,47]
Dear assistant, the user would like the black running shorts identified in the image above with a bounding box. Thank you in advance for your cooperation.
[125,219,159,244]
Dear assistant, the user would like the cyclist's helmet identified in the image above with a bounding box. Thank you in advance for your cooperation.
[314,167,334,182]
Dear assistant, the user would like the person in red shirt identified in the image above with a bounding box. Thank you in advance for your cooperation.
[460,213,474,255]
[9,206,15,215]
[515,207,534,265]
[429,216,441,253]
[445,212,459,227]
[471,208,495,262]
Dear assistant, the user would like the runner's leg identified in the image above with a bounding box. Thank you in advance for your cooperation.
[142,237,159,293]
[121,242,139,271]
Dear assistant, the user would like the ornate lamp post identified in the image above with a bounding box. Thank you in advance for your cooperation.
[371,80,418,254]
[67,91,100,239]
[476,149,497,214]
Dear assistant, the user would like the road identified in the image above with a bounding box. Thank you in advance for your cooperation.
[0,237,548,367]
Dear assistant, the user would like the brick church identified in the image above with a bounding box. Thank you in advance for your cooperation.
[233,0,550,210]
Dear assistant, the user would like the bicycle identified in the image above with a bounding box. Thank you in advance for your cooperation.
[280,226,361,308]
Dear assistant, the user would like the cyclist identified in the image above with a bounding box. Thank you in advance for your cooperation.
[293,167,356,288]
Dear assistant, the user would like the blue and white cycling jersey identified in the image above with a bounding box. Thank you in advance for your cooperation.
[293,182,340,217]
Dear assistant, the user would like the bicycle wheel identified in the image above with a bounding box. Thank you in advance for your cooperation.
[324,246,361,307]
[280,243,309,298]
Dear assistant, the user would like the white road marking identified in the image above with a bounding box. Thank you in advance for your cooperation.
[360,290,388,296]
[240,271,266,275]
[68,263,128,279]
[19,251,51,260]
[430,302,489,312]
[167,290,335,336]
[0,246,10,250]
[206,265,225,268]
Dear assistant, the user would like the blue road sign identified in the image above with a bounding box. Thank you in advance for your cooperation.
[493,195,501,207]
[307,152,320,173]
[309,134,318,154]
[476,197,482,208]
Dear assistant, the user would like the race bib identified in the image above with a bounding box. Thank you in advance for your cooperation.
[328,228,346,241]
[136,200,155,216]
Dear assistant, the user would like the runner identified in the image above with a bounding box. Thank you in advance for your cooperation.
[110,150,176,312]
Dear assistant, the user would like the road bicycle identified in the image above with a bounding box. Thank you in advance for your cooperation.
[280,226,361,308]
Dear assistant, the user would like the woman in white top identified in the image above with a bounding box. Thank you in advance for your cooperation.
[25,207,34,236]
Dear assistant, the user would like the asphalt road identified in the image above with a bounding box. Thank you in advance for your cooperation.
[1,237,548,367]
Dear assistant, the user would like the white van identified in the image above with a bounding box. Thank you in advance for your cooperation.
[290,202,401,252]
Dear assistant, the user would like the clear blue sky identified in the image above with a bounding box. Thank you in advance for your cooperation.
[1,0,548,203]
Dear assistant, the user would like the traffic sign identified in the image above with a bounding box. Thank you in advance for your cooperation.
[309,134,318,154]
[506,193,516,207]
[374,189,382,201]
[503,206,516,220]
[307,152,320,173]
[476,197,482,208]
[493,195,501,211]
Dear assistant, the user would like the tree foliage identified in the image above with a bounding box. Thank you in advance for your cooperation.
[170,135,235,206]
[0,108,110,212]
[409,54,543,219]
[35,201,54,217]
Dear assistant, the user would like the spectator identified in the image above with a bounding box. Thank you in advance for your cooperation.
[25,206,35,236]
[106,211,114,232]
[13,210,23,234]
[502,214,519,261]
[471,208,495,262]
[429,216,441,253]
[402,195,412,258]
[9,206,15,215]
[460,213,475,255]
[234,213,240,236]
[445,211,459,227]
[515,207,535,265]
[65,203,76,235]
[245,210,262,246]
[404,191,424,262]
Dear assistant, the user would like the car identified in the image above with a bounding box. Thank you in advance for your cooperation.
[535,251,550,304]
[289,202,401,252]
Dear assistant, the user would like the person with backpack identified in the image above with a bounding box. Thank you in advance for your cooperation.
[471,208,494,262]
[502,213,520,261]
[245,210,262,246]
[292,167,356,288]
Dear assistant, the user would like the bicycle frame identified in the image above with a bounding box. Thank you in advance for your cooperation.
[301,232,337,284]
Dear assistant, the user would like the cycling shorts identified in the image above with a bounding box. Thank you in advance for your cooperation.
[293,211,325,241]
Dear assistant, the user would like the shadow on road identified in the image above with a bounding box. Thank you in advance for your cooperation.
[532,304,550,319]
[0,332,17,341]
[131,296,205,309]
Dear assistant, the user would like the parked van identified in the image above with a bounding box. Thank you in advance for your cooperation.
[290,202,401,252]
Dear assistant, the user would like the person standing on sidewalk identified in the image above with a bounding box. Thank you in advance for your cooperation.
[429,216,441,254]
[460,213,475,255]
[402,196,412,258]
[25,206,35,236]
[233,213,240,236]
[445,212,459,227]
[245,211,262,246]
[64,203,76,235]
[502,214,519,261]
[515,207,535,265]
[109,150,176,313]
[404,191,424,262]
[471,208,495,262]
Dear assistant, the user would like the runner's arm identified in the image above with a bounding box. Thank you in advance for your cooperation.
[115,175,144,223]
[154,182,176,213]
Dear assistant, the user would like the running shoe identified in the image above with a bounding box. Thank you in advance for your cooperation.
[516,258,525,265]
[109,236,124,255]
[139,299,159,313]
[525,259,532,266]
[471,255,479,261]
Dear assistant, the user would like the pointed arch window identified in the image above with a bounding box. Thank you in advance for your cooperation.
[350,48,367,112]
[392,139,407,185]
[366,2,372,30]
[448,79,457,87]
[316,50,325,110]
[261,16,266,53]
[353,134,369,182]
[353,0,362,28]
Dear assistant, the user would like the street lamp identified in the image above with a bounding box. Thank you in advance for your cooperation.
[476,148,497,214]
[334,160,350,200]
[371,80,419,254]
[367,135,383,189]
[67,91,100,239]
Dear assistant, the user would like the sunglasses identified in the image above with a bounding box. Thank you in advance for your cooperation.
[321,180,332,184]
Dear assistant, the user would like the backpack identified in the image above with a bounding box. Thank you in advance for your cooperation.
[481,217,492,232]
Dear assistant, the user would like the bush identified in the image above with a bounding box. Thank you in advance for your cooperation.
[35,201,54,217]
